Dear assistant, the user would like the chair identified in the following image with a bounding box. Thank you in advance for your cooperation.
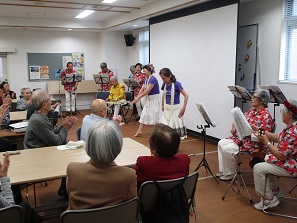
[76,126,81,140]
[0,205,23,223]
[263,174,297,219]
[139,172,199,223]
[120,92,133,123]
[96,91,110,100]
[60,197,140,223]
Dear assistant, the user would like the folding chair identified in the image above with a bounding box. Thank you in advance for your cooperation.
[120,92,133,123]
[139,172,199,223]
[0,205,23,223]
[263,174,297,219]
[60,197,140,223]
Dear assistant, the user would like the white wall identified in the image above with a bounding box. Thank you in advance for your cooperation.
[0,29,131,109]
[239,0,296,133]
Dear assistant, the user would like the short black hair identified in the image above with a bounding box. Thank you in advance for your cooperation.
[0,81,8,89]
[135,63,143,69]
[149,123,180,157]
[67,62,73,67]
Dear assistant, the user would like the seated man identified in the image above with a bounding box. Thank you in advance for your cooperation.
[106,76,126,119]
[81,99,124,141]
[24,89,77,197]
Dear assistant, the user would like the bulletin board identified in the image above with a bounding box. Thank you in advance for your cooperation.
[27,52,84,81]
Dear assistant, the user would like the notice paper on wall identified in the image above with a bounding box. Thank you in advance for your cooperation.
[29,65,40,80]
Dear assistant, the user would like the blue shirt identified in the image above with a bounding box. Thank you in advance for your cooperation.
[161,81,183,105]
[80,114,104,141]
[146,75,160,95]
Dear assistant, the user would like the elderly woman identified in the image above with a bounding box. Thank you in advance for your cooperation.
[0,81,16,99]
[131,64,161,137]
[16,86,31,111]
[216,89,274,181]
[159,68,188,140]
[135,123,190,188]
[252,99,297,210]
[66,119,137,210]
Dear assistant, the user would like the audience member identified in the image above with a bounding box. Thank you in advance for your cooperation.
[0,81,16,99]
[159,68,188,140]
[0,95,11,127]
[106,76,126,119]
[253,99,297,210]
[67,119,137,210]
[16,86,31,111]
[0,152,42,223]
[24,89,77,197]
[216,89,274,181]
[131,63,161,137]
[99,62,114,91]
[134,123,190,188]
[0,102,13,152]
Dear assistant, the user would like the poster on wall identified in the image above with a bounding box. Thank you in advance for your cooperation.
[62,56,72,69]
[30,65,40,80]
[54,69,62,80]
[72,52,84,76]
[40,66,49,79]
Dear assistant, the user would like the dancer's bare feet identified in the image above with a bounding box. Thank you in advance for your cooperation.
[134,131,142,137]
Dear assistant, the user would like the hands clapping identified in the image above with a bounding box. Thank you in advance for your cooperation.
[63,116,78,130]
[0,152,10,178]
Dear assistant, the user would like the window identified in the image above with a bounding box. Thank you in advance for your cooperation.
[139,28,149,65]
[279,0,297,82]
[0,55,8,82]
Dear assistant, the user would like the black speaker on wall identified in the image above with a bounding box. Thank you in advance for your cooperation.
[124,34,135,47]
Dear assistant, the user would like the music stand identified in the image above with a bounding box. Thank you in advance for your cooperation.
[222,107,253,204]
[189,102,218,184]
[93,74,109,91]
[258,85,286,122]
[228,85,252,111]
[62,73,82,116]
[122,78,139,90]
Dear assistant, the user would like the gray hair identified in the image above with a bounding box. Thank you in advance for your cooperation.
[255,89,270,108]
[110,76,117,81]
[130,65,135,73]
[20,86,30,94]
[30,89,50,110]
[85,119,123,163]
[100,62,107,68]
[283,99,297,120]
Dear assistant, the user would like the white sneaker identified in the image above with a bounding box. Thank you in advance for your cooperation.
[273,188,285,198]
[219,174,235,181]
[254,196,280,210]
[215,172,223,178]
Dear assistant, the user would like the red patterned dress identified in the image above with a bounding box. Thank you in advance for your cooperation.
[132,72,145,97]
[99,70,114,91]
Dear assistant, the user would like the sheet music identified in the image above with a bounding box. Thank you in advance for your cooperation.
[93,74,109,84]
[195,102,215,127]
[258,85,286,104]
[122,78,139,88]
[231,107,253,140]
[228,85,252,101]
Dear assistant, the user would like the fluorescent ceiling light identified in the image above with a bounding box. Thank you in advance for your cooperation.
[133,24,138,27]
[75,10,95,19]
[68,29,72,31]
[102,0,117,3]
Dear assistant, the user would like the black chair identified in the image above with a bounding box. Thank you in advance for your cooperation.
[76,126,81,140]
[96,91,110,100]
[60,197,140,223]
[0,205,23,223]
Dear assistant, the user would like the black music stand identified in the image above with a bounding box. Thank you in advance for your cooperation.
[63,73,82,116]
[228,85,252,111]
[189,103,219,184]
[93,74,109,91]
[258,85,286,122]
[123,78,140,122]
[222,107,253,204]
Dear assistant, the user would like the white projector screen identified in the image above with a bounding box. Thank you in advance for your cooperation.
[150,3,238,139]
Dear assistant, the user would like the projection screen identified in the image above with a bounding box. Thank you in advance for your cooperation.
[150,2,239,139]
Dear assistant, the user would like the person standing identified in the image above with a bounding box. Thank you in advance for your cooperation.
[159,68,188,140]
[132,63,146,120]
[131,63,161,137]
[60,62,78,116]
[99,62,114,91]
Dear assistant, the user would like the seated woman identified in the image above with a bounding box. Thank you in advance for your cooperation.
[134,123,190,188]
[16,86,31,111]
[253,99,297,210]
[66,119,137,210]
[0,81,16,99]
[217,89,274,181]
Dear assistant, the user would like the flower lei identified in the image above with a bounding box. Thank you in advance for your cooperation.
[284,100,297,114]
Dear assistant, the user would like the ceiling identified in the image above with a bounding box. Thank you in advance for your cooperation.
[0,0,206,31]
[0,0,254,32]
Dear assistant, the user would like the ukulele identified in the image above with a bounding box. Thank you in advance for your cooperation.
[249,127,266,168]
